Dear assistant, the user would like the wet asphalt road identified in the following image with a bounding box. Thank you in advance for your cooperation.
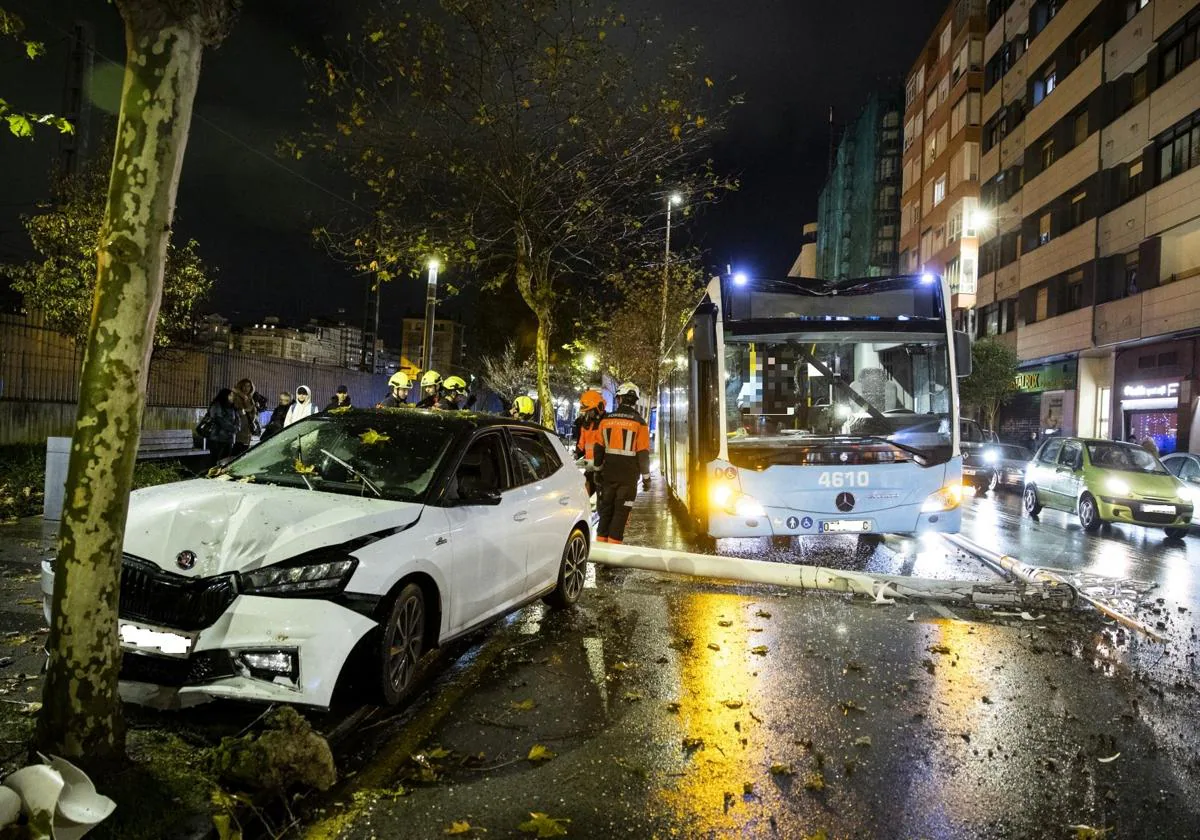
[302,485,1200,840]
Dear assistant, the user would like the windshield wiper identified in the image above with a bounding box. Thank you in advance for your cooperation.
[320,448,382,497]
[841,435,934,466]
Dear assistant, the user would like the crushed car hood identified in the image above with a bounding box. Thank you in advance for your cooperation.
[122,479,423,577]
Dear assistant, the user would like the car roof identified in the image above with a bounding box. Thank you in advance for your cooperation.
[336,407,555,435]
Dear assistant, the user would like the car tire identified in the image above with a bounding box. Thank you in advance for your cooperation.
[544,527,589,609]
[1078,493,1102,533]
[1023,484,1042,517]
[377,582,426,706]
[1165,527,1189,540]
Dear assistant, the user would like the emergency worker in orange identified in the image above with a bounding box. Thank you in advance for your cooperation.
[574,389,606,497]
[593,382,650,543]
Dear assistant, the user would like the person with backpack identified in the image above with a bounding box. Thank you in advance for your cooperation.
[198,388,240,462]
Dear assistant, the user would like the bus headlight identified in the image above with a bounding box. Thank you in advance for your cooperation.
[732,494,766,517]
[710,483,734,509]
[921,483,963,513]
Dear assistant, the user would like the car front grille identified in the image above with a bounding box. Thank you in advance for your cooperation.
[120,650,236,687]
[120,556,238,632]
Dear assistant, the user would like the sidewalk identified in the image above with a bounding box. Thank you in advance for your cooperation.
[0,516,56,735]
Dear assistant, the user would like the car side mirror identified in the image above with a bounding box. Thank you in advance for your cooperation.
[954,331,972,378]
[456,479,502,506]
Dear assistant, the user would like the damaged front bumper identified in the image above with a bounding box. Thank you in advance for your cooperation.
[41,561,376,709]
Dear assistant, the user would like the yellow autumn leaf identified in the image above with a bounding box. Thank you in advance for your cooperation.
[425,746,452,759]
[717,619,732,627]
[518,813,569,837]
[511,698,536,711]
[751,645,768,656]
[705,76,714,87]
[293,459,317,475]
[722,699,743,709]
[360,428,391,445]
[527,744,556,762]
[769,762,794,775]
[696,115,706,128]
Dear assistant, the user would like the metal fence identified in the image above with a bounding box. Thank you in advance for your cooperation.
[0,316,390,415]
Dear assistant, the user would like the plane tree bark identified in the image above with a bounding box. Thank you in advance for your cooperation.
[36,0,237,762]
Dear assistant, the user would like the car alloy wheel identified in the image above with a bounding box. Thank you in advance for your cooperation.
[545,527,588,609]
[380,583,425,705]
[1078,493,1102,533]
[988,471,999,493]
[1023,484,1042,516]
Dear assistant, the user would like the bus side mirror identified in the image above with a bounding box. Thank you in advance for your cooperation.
[954,331,972,378]
[693,304,718,362]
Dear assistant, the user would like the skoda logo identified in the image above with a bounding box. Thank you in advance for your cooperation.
[835,492,856,513]
[176,550,197,571]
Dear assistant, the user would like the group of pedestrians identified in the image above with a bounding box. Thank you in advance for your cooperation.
[197,380,349,459]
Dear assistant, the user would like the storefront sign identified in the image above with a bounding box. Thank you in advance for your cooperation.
[1121,382,1179,399]
[1013,361,1077,394]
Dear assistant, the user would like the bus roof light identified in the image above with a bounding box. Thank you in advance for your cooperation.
[733,272,749,286]
[920,272,935,285]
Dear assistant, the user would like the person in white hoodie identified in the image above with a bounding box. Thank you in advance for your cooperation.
[284,385,317,427]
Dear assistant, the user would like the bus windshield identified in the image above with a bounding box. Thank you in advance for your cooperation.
[724,336,952,460]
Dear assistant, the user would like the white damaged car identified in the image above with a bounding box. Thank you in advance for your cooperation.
[42,409,591,709]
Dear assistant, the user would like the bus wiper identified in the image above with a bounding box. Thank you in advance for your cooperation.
[843,435,933,466]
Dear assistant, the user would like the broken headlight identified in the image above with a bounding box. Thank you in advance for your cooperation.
[240,558,357,597]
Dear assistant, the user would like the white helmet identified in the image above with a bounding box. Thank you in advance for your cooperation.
[616,382,641,402]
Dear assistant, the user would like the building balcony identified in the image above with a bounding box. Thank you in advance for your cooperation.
[1025,50,1102,143]
[1148,51,1200,138]
[1100,98,1150,170]
[1025,0,1102,74]
[1019,219,1097,291]
[1018,308,1092,362]
[1104,2,1153,81]
[1096,272,1200,346]
[1145,156,1200,239]
[1023,132,1100,213]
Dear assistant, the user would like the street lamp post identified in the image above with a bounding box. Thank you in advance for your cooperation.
[659,193,684,363]
[421,258,440,375]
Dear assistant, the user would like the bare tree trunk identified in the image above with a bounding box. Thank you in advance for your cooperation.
[36,0,232,762]
[534,308,554,428]
[513,228,556,429]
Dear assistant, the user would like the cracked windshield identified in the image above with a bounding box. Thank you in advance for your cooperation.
[218,414,454,501]
[725,337,952,456]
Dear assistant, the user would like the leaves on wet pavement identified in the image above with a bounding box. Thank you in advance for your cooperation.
[718,619,733,627]
[622,691,643,702]
[443,820,479,835]
[510,699,536,711]
[707,643,721,651]
[750,645,769,656]
[854,736,872,748]
[682,737,704,752]
[665,701,681,713]
[755,609,772,619]
[668,636,694,651]
[518,812,569,837]
[721,699,743,709]
[611,660,634,671]
[928,644,952,655]
[527,744,556,763]
[839,700,866,715]
[802,771,826,791]
[1069,827,1113,839]
[769,762,794,776]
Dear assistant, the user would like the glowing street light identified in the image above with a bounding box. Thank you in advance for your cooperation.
[582,352,598,371]
[421,257,442,375]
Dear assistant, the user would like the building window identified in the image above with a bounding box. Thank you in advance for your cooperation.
[962,257,977,293]
[1039,212,1052,245]
[1121,159,1143,203]
[963,197,978,236]
[1070,190,1086,228]
[1041,138,1055,170]
[1097,386,1111,438]
[1073,110,1088,147]
[1125,250,1140,296]
[1035,286,1049,322]
[933,174,947,206]
[1157,116,1200,184]
[938,74,950,105]
[940,23,953,57]
[1131,66,1147,107]
[1160,14,1199,84]
[946,257,961,292]
[1066,269,1083,311]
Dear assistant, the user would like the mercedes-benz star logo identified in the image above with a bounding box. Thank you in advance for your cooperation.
[835,492,856,513]
[176,550,197,571]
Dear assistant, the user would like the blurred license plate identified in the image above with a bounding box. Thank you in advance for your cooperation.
[119,622,194,658]
[963,467,977,475]
[1141,504,1175,514]
[821,519,872,533]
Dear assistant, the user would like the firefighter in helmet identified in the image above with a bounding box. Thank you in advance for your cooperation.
[416,371,442,409]
[378,371,411,408]
[593,383,650,543]
[439,375,470,410]
[510,395,536,421]
[574,389,606,497]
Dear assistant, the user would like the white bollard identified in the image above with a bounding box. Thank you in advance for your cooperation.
[42,437,71,522]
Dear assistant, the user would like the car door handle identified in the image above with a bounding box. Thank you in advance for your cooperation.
[513,510,528,522]
[558,495,572,506]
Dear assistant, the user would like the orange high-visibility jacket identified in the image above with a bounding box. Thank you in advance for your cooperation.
[594,406,650,483]
[576,414,604,460]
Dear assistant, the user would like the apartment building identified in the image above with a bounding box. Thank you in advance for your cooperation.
[899,0,989,313]
[816,93,904,280]
[400,318,465,377]
[969,0,1200,453]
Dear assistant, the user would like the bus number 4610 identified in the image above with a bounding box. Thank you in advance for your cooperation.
[818,471,870,488]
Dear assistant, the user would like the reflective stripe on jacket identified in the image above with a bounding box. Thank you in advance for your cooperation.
[594,407,650,483]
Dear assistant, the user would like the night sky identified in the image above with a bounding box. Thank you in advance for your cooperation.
[0,0,947,346]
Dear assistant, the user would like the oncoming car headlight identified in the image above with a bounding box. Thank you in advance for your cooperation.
[921,483,963,513]
[1177,484,1194,503]
[982,449,999,465]
[1105,477,1131,496]
[241,558,357,596]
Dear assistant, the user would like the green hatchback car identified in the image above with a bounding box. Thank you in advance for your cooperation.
[1022,437,1194,537]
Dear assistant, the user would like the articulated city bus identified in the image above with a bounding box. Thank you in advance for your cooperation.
[658,272,972,544]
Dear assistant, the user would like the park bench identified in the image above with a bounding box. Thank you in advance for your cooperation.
[136,428,207,460]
